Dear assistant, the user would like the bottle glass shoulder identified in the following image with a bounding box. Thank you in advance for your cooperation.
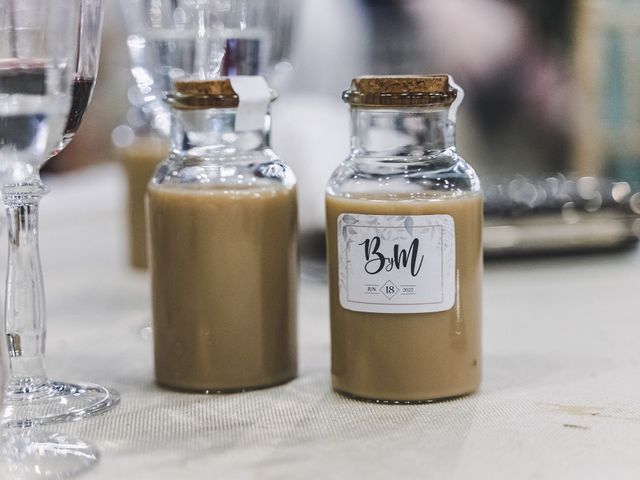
[327,147,481,200]
[151,147,296,191]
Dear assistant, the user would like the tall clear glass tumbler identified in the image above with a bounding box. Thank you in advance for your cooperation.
[119,0,298,135]
[0,0,119,428]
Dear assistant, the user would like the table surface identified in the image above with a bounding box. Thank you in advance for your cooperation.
[7,164,640,480]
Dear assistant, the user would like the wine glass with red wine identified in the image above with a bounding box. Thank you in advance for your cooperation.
[1,0,120,428]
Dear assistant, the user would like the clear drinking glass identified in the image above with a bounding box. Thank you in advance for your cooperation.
[119,0,298,135]
[0,0,119,428]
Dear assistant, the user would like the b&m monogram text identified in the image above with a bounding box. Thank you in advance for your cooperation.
[359,237,424,277]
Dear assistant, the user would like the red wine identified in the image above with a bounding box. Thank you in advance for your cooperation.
[64,76,94,136]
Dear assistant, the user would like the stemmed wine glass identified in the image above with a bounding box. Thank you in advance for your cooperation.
[1,0,119,428]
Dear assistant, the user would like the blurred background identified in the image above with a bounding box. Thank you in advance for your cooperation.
[48,0,640,258]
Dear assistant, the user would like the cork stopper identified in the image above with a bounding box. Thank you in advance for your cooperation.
[167,79,240,109]
[175,79,238,97]
[343,75,459,108]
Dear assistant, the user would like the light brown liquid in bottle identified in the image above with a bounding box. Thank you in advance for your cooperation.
[326,193,482,402]
[148,184,298,392]
[118,136,169,269]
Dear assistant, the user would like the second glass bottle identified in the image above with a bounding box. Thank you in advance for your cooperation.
[326,75,483,402]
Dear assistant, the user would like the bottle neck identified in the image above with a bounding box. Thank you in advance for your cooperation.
[170,108,270,158]
[350,107,455,159]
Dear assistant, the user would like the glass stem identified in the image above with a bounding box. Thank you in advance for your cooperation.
[3,175,49,390]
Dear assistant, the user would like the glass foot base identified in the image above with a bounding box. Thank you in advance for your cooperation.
[3,381,120,427]
[0,430,99,479]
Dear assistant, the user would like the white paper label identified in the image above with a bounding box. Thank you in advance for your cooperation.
[229,76,271,132]
[337,214,456,314]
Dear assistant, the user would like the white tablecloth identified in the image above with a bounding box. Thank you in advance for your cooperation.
[12,164,640,479]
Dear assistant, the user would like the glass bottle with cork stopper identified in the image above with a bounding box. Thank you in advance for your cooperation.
[325,75,482,402]
[147,77,298,392]
[113,89,170,270]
